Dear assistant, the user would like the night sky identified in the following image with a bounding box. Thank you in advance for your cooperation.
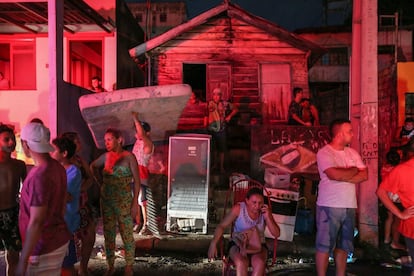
[124,0,349,31]
[125,0,414,31]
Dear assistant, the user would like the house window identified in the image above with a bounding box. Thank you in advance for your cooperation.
[317,47,349,66]
[0,40,36,90]
[160,13,167,23]
[405,93,414,118]
[135,14,143,23]
[378,45,395,55]
[68,40,103,90]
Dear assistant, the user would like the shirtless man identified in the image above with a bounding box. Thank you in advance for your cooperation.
[0,124,27,275]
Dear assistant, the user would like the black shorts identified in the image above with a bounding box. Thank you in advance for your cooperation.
[0,206,22,251]
[210,130,227,152]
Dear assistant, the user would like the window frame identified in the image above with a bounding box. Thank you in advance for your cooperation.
[316,47,349,66]
[0,38,36,90]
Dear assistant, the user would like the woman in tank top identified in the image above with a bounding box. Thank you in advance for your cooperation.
[208,187,280,275]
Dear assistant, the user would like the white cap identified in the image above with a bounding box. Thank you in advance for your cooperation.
[20,122,54,153]
[212,88,222,95]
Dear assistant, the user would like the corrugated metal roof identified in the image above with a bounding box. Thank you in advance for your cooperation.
[0,1,114,34]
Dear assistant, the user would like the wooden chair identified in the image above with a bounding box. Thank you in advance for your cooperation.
[220,174,278,276]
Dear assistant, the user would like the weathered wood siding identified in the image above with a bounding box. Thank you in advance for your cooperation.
[149,17,310,129]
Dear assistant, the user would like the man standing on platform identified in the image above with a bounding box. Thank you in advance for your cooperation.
[287,87,312,126]
[315,118,367,276]
[204,88,238,172]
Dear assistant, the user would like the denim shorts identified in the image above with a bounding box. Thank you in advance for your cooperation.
[315,205,355,254]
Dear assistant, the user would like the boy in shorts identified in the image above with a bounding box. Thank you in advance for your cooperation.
[51,136,82,275]
[0,124,26,276]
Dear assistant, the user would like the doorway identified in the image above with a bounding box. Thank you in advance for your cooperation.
[183,63,206,102]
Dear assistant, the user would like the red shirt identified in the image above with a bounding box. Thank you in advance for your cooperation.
[380,158,414,239]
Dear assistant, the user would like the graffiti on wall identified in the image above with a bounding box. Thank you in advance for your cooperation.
[251,125,330,178]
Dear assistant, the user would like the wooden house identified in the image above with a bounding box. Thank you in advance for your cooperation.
[129,1,325,128]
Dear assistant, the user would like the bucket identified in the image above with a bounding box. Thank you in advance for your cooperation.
[294,197,314,235]
[295,208,314,235]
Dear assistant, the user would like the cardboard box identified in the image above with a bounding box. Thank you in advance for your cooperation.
[264,168,290,189]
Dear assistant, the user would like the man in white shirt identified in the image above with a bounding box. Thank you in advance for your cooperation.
[315,118,368,276]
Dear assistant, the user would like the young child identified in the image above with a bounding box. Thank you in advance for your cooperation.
[62,132,96,276]
[131,112,154,235]
[398,117,414,144]
[0,124,26,276]
[51,136,82,275]
[381,148,405,250]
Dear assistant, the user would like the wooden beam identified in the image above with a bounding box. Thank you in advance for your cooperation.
[66,0,112,33]
[0,14,37,33]
[70,42,102,68]
[15,2,74,34]
[3,0,46,2]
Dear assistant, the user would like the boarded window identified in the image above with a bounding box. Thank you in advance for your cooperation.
[207,64,231,101]
[260,63,291,123]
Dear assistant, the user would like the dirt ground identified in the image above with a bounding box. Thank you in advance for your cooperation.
[0,249,222,276]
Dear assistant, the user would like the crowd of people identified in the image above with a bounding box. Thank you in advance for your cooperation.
[0,113,155,275]
[2,86,414,276]
[206,117,414,276]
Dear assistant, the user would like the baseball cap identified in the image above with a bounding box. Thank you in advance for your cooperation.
[20,122,54,153]
[212,88,222,95]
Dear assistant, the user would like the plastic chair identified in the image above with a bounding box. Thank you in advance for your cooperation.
[220,174,278,276]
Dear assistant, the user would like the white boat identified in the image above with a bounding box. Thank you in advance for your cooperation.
[79,84,192,148]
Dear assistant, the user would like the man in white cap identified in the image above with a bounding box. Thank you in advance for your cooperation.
[16,122,71,275]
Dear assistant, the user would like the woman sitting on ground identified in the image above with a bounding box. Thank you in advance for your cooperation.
[208,187,280,276]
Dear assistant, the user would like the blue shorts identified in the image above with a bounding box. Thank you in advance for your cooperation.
[315,205,355,254]
[138,185,148,206]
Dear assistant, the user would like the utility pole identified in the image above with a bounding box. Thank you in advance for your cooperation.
[48,0,64,138]
[350,0,379,246]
